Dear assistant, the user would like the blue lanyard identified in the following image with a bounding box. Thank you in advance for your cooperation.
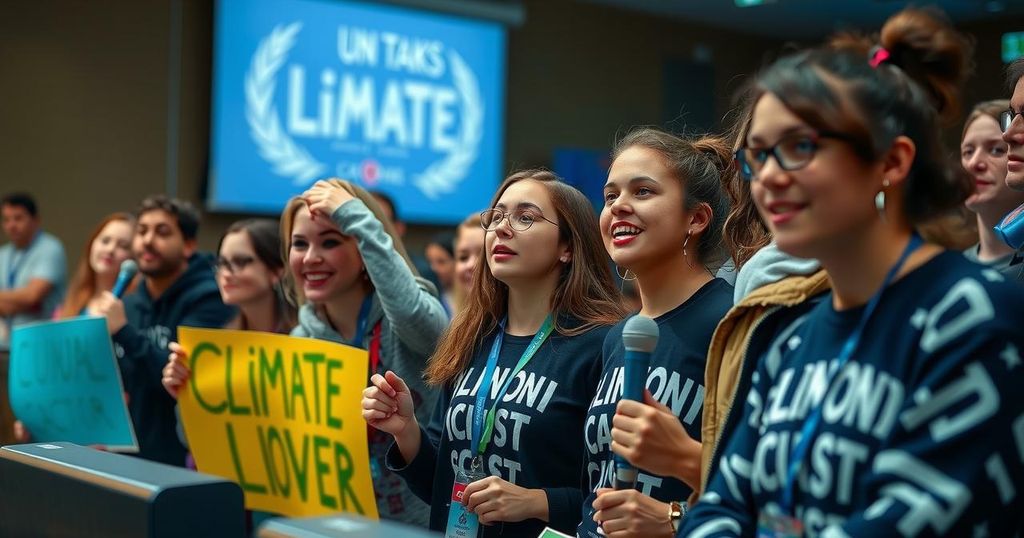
[780,234,923,514]
[6,232,40,289]
[351,294,374,348]
[470,314,555,465]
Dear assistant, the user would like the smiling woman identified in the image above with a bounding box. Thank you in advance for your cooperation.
[579,128,735,538]
[682,8,1024,537]
[280,178,447,527]
[57,213,136,318]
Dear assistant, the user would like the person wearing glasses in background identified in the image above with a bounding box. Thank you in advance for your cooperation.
[1001,59,1024,192]
[362,170,627,536]
[163,219,297,403]
[161,218,297,531]
[682,8,1024,537]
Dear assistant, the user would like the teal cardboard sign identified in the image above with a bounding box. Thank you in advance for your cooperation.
[9,317,138,451]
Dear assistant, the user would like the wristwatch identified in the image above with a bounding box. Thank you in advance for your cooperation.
[668,500,687,533]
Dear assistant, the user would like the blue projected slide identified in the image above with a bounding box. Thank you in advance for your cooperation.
[208,0,506,224]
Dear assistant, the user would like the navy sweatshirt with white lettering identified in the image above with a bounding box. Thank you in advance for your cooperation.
[387,317,612,537]
[681,251,1024,537]
[114,253,236,466]
[578,278,733,537]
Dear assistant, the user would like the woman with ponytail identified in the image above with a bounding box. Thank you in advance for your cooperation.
[580,128,734,538]
[683,8,1024,536]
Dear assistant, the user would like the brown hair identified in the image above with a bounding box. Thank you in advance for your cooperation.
[962,99,1011,140]
[611,127,734,267]
[1006,58,1024,93]
[136,195,200,240]
[750,7,974,227]
[425,170,627,385]
[722,99,771,269]
[279,178,417,307]
[60,213,137,318]
[219,218,297,332]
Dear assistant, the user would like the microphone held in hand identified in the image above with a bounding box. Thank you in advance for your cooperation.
[111,259,138,298]
[995,203,1024,249]
[614,314,659,490]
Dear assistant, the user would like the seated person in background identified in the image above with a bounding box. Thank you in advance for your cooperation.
[0,192,67,345]
[90,195,235,466]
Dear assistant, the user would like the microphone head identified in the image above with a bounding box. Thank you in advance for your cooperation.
[622,315,658,353]
[118,259,139,279]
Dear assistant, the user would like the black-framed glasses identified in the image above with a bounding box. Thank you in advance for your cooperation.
[480,208,559,232]
[1001,108,1023,133]
[735,131,854,181]
[214,255,256,274]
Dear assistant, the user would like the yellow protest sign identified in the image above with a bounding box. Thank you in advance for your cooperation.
[177,327,378,520]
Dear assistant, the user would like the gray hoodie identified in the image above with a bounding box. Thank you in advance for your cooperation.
[291,199,447,527]
[732,241,820,303]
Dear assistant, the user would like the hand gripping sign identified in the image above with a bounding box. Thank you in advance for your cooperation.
[177,327,378,519]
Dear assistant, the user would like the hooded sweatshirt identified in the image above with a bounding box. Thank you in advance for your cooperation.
[113,252,236,466]
[291,199,448,527]
[732,242,820,304]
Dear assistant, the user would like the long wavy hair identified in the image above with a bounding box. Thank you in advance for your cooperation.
[425,170,627,386]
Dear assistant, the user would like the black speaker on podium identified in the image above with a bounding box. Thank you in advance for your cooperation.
[258,514,440,537]
[0,442,245,537]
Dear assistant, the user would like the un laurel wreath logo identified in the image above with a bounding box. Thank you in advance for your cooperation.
[245,22,483,199]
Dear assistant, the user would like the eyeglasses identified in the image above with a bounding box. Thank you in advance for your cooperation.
[735,132,853,181]
[214,255,256,274]
[480,208,559,232]
[1001,108,1023,133]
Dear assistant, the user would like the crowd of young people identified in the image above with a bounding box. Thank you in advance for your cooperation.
[6,6,1024,537]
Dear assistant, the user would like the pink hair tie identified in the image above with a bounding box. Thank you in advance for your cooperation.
[869,46,891,68]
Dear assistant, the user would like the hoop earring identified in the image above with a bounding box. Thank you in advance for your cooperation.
[615,265,637,281]
[875,179,890,221]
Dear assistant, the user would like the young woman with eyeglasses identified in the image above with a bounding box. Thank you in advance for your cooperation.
[162,218,296,400]
[682,8,1024,537]
[160,218,297,508]
[361,170,627,536]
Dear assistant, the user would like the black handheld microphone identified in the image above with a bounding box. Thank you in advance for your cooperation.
[614,314,659,490]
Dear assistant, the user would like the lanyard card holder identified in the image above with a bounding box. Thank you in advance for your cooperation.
[445,465,485,538]
[757,510,804,538]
